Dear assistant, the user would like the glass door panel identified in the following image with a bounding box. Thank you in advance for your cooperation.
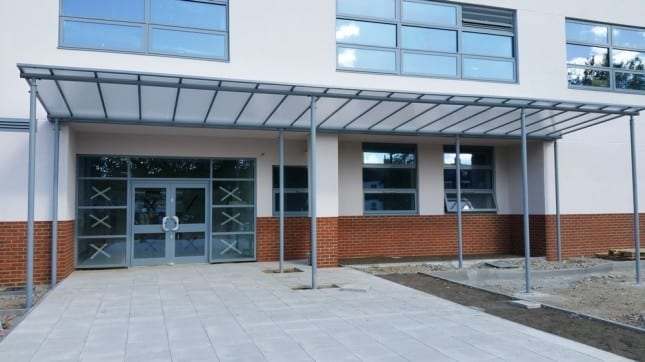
[172,185,208,261]
[132,186,169,265]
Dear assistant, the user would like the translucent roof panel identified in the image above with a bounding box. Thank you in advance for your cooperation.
[58,80,105,119]
[18,64,642,139]
[174,89,215,123]
[141,86,177,121]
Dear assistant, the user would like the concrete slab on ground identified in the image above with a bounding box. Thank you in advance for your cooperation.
[0,263,628,361]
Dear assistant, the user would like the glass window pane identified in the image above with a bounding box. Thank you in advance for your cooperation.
[62,0,144,22]
[615,73,645,91]
[402,53,457,77]
[363,168,416,189]
[401,26,456,52]
[212,207,255,232]
[365,193,415,212]
[78,180,127,207]
[463,58,514,81]
[567,68,610,88]
[62,21,143,51]
[443,147,493,166]
[402,1,457,26]
[566,21,608,44]
[133,233,166,259]
[612,50,645,70]
[77,238,127,267]
[612,27,645,49]
[336,20,396,47]
[78,209,127,236]
[212,234,254,259]
[151,28,226,58]
[131,158,210,178]
[176,188,206,224]
[444,170,493,189]
[363,144,416,165]
[566,44,609,67]
[337,47,396,72]
[446,193,496,211]
[151,0,226,30]
[274,192,309,213]
[272,166,308,188]
[462,32,513,57]
[175,232,206,258]
[78,156,128,178]
[337,0,395,20]
[212,159,255,179]
[213,181,254,206]
[134,188,166,226]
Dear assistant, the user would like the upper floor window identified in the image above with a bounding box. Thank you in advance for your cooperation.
[566,19,645,93]
[272,166,309,216]
[443,146,496,212]
[336,0,516,82]
[60,0,228,60]
[363,143,417,213]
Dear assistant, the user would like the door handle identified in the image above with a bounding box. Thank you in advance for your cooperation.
[170,216,180,231]
[161,216,170,232]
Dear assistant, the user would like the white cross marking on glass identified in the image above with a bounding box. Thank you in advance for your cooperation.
[90,186,112,201]
[219,239,242,255]
[89,214,112,229]
[89,242,111,259]
[220,211,243,226]
[219,186,242,202]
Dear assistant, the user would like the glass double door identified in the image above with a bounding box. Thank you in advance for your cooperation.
[131,182,208,265]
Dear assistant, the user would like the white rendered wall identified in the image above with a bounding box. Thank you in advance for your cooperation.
[1,0,645,220]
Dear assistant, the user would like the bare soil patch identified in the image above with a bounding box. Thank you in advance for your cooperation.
[0,289,46,342]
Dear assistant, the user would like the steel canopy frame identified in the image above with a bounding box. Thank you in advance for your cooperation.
[18,63,644,296]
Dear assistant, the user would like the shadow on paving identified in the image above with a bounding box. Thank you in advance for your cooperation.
[381,273,645,361]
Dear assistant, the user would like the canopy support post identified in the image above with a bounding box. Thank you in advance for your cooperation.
[51,118,60,286]
[521,108,532,293]
[309,97,318,289]
[26,78,37,308]
[456,135,463,269]
[554,140,562,262]
[630,115,641,285]
[279,129,285,274]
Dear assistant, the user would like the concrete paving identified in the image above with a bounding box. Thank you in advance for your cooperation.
[0,263,629,361]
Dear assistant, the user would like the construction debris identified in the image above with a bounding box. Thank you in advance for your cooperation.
[596,249,645,261]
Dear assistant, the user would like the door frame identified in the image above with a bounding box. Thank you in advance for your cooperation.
[130,180,210,265]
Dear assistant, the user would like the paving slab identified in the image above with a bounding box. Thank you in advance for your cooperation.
[0,262,630,361]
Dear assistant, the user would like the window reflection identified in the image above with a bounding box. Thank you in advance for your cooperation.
[401,27,456,52]
[612,50,645,70]
[463,58,514,81]
[612,28,645,49]
[402,1,457,26]
[566,22,608,44]
[615,73,645,91]
[567,68,610,88]
[337,0,395,20]
[566,45,609,67]
[402,53,457,77]
[462,32,513,57]
[337,47,396,72]
[336,20,396,47]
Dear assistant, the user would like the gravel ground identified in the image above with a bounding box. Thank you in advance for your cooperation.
[0,290,46,342]
[360,257,645,329]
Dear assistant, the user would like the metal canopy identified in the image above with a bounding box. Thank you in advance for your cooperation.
[19,64,643,140]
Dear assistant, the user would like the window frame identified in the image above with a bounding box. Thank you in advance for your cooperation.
[335,0,517,82]
[362,143,418,215]
[566,18,645,94]
[272,165,309,216]
[443,145,497,213]
[59,0,229,61]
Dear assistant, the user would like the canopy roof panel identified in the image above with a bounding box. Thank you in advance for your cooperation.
[19,64,643,140]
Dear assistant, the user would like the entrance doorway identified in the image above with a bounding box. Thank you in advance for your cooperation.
[131,182,208,265]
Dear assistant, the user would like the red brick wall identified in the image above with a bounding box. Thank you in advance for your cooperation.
[339,214,524,259]
[0,221,75,289]
[256,217,338,267]
[543,213,638,260]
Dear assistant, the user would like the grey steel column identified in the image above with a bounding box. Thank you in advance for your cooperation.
[554,140,562,262]
[51,119,60,286]
[521,108,532,293]
[279,129,285,274]
[456,135,463,269]
[629,116,641,284]
[26,79,37,308]
[309,97,318,289]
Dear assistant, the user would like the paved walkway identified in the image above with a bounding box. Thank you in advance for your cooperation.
[0,263,628,361]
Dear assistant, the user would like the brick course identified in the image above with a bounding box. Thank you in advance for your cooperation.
[0,221,75,289]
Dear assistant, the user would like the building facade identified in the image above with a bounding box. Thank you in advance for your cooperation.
[1,0,644,288]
